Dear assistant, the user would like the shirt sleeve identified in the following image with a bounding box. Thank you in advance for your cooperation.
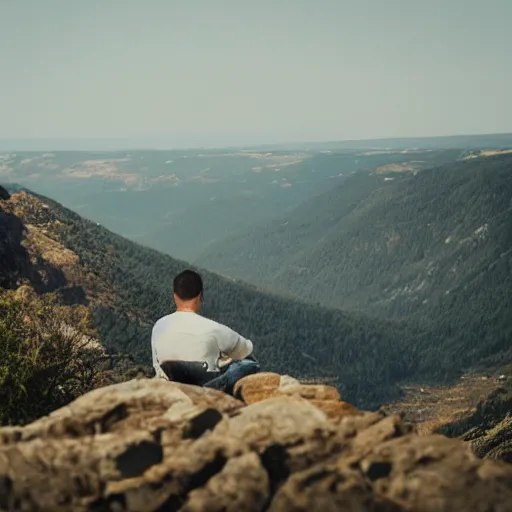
[216,324,253,360]
[151,321,167,378]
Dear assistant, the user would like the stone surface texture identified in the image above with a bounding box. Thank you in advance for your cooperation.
[1,374,511,511]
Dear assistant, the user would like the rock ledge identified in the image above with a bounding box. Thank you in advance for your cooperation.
[0,375,511,511]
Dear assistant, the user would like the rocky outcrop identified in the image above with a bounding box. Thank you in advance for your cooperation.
[0,206,28,288]
[0,186,10,201]
[1,377,512,511]
[0,193,69,292]
[234,372,360,420]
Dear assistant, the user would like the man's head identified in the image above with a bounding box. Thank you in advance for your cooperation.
[173,270,203,312]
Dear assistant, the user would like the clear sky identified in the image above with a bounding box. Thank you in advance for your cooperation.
[1,0,511,148]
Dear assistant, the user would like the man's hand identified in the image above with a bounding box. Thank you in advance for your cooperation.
[218,354,233,368]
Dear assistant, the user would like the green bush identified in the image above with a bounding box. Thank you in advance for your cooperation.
[0,291,107,426]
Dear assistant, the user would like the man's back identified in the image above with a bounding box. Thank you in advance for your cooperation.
[151,311,253,374]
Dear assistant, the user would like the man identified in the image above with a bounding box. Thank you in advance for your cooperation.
[151,269,260,394]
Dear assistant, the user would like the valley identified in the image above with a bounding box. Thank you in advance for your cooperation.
[198,154,512,374]
[1,135,511,461]
[1,186,422,411]
[0,143,471,260]
[2,2,512,505]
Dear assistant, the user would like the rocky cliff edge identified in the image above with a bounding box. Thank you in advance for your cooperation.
[0,374,511,512]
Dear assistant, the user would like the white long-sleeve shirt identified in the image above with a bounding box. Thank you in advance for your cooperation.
[151,311,253,377]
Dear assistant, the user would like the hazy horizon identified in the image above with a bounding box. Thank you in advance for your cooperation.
[2,0,511,149]
[2,131,512,152]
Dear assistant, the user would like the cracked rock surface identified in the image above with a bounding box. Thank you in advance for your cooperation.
[1,377,511,511]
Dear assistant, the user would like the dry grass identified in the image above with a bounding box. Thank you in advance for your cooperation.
[4,192,150,324]
[382,372,506,435]
[24,225,79,268]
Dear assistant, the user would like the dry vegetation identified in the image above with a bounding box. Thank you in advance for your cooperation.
[24,224,79,268]
[3,192,150,322]
[382,371,508,435]
[464,149,512,160]
[375,161,423,174]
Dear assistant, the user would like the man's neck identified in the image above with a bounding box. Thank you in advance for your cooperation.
[176,307,197,313]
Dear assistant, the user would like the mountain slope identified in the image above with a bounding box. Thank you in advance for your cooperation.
[196,170,390,285]
[437,376,512,462]
[2,176,511,408]
[1,187,427,409]
[197,155,512,369]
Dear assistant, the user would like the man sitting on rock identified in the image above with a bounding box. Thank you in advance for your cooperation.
[151,269,260,394]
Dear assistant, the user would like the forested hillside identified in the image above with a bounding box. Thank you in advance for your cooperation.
[1,173,511,409]
[197,154,512,372]
[1,187,422,409]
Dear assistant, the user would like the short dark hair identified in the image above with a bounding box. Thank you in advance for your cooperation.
[173,270,203,300]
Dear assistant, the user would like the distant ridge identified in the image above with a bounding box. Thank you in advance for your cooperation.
[1,132,511,152]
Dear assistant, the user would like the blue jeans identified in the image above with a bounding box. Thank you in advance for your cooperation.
[159,358,261,395]
[203,359,261,395]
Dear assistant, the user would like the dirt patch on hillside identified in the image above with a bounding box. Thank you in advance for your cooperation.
[375,161,423,174]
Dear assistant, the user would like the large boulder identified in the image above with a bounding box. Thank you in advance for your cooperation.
[234,372,360,420]
[0,378,511,511]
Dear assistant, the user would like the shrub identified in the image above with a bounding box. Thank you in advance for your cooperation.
[0,290,107,425]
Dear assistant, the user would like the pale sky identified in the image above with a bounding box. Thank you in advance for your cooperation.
[1,0,511,148]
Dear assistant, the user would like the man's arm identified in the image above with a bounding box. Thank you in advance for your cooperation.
[151,322,168,379]
[217,325,253,361]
